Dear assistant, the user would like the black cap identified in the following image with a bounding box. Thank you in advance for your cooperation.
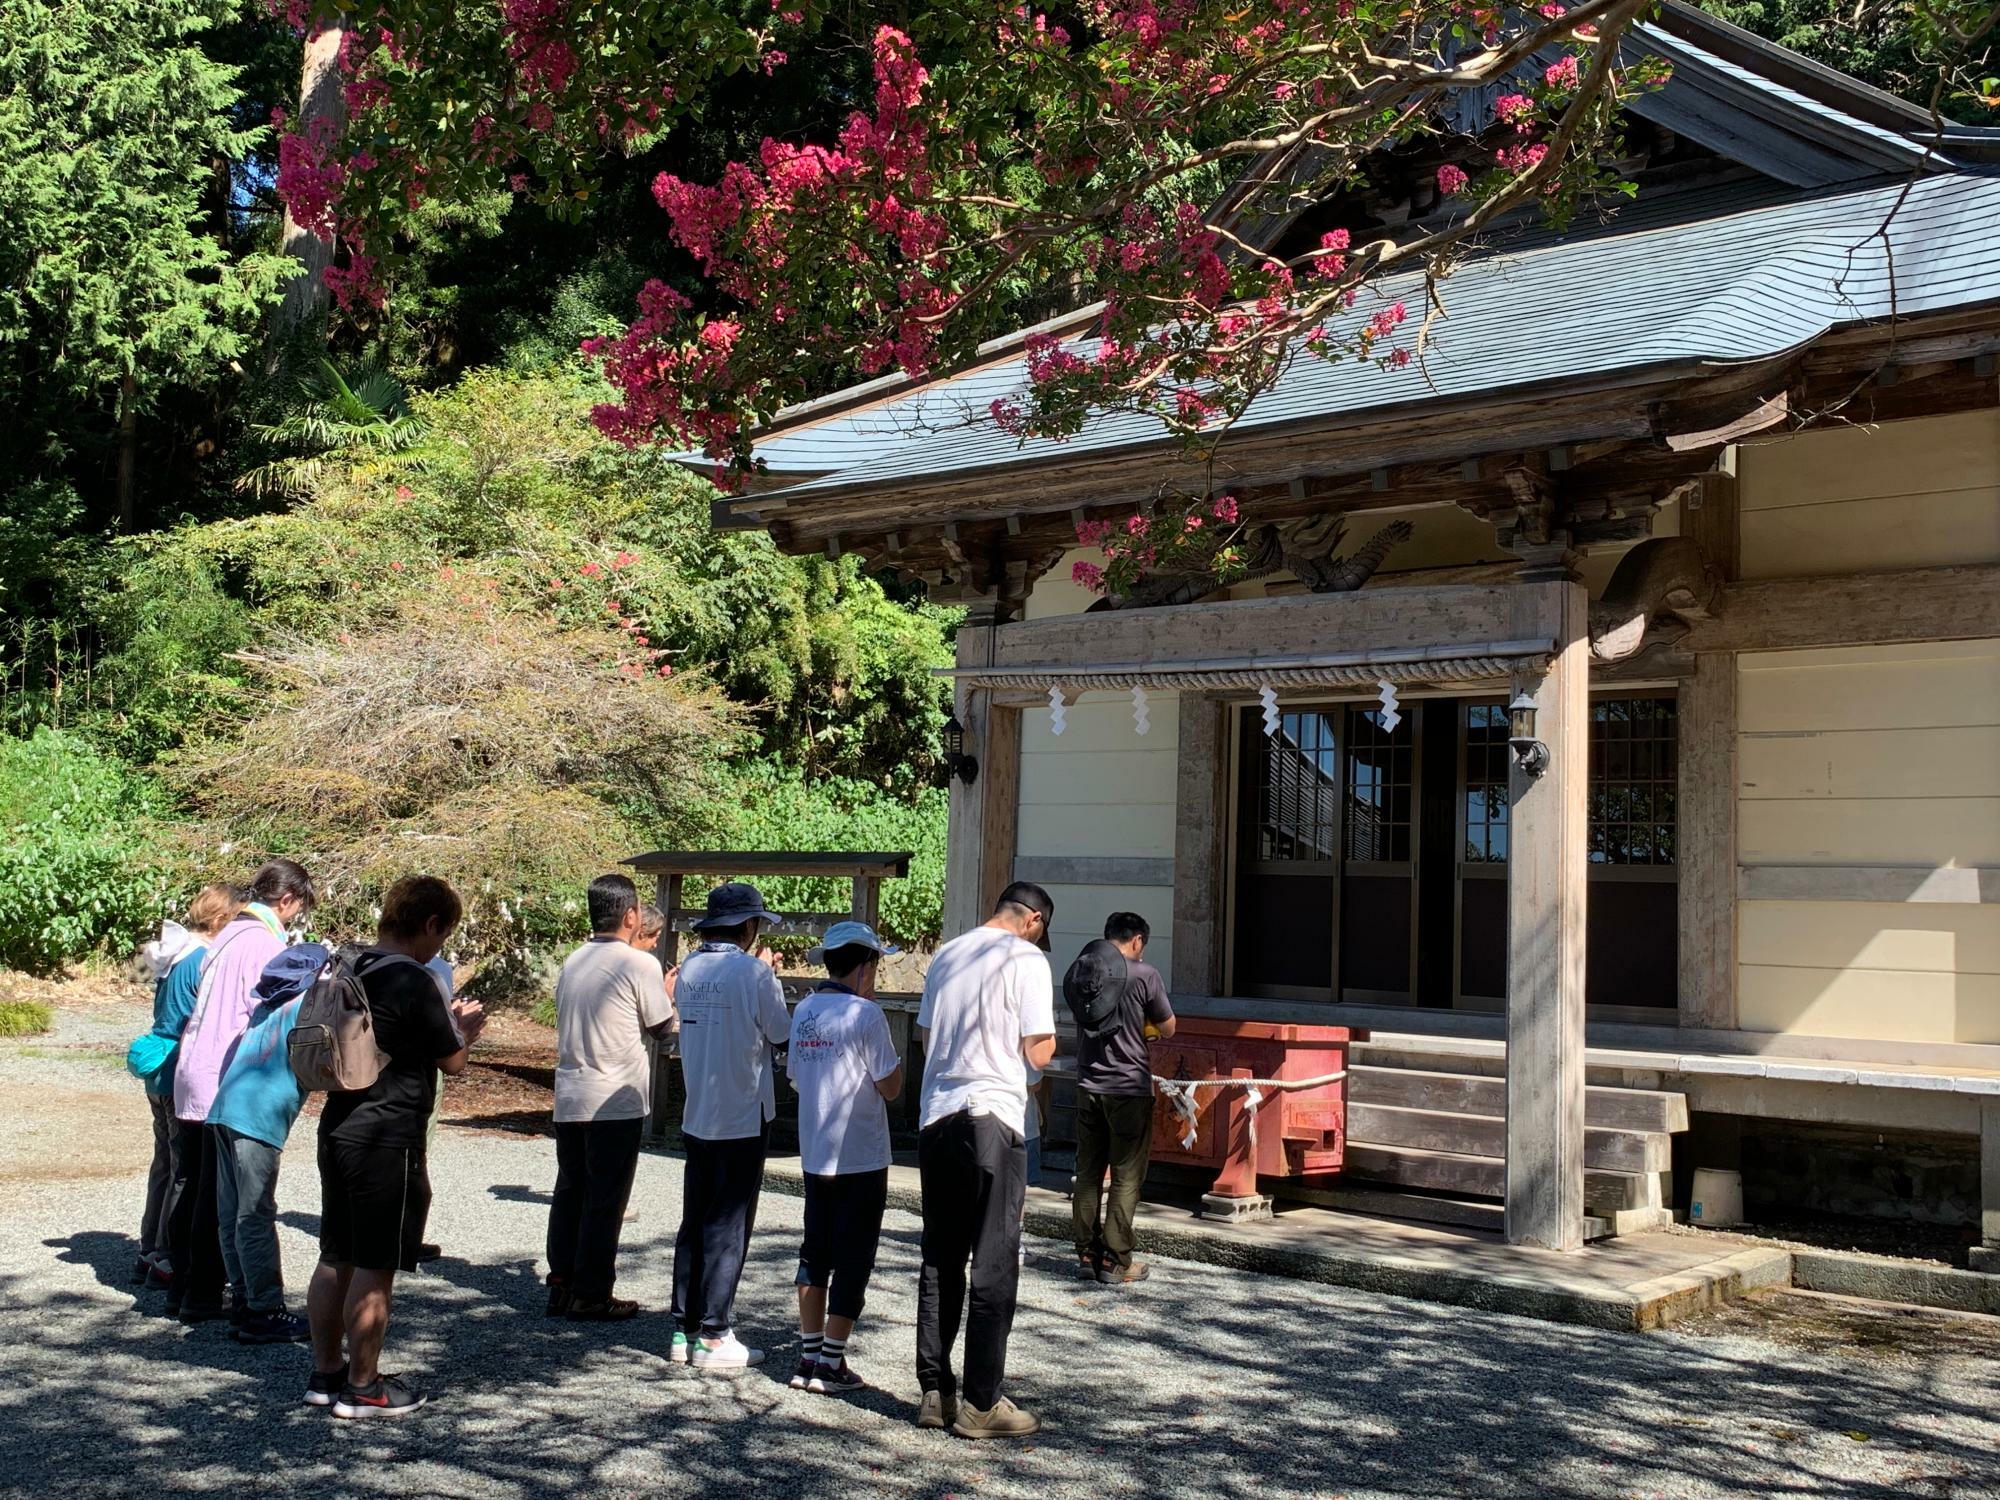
[1063,937,1128,1014]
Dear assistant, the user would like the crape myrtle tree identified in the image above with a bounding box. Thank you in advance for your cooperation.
[271,0,1977,586]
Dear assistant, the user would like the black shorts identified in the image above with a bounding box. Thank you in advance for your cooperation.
[318,1137,432,1273]
[796,1168,889,1320]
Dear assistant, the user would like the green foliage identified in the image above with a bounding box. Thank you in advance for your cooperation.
[235,361,427,502]
[0,0,290,430]
[0,729,177,974]
[0,1000,56,1037]
[724,760,949,948]
[114,369,956,790]
[1702,1,1998,123]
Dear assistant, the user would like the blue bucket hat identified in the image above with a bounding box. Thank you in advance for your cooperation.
[254,942,329,1005]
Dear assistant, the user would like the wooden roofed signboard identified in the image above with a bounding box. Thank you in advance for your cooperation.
[621,851,913,957]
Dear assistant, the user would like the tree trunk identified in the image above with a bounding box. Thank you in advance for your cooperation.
[116,372,139,530]
[271,23,349,345]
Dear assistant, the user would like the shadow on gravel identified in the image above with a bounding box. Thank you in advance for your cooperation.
[488,1183,554,1205]
[44,1231,141,1296]
[9,1166,2000,1500]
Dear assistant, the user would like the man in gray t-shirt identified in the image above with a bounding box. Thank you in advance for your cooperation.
[1072,912,1175,1285]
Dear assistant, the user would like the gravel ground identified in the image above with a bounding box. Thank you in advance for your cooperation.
[5,996,1999,1499]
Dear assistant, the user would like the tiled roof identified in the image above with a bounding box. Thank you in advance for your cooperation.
[748,171,2000,503]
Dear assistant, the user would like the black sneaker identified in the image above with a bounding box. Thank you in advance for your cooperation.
[545,1279,573,1319]
[565,1296,640,1322]
[807,1359,866,1394]
[332,1374,428,1420]
[788,1357,816,1390]
[235,1310,311,1345]
[177,1300,228,1325]
[303,1364,348,1408]
[129,1257,151,1286]
[415,1243,443,1263]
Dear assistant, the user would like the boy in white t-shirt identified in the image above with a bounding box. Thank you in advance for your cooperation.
[785,921,904,1394]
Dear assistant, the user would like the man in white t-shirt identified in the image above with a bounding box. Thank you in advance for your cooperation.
[912,882,1058,1440]
[785,921,904,1395]
[544,874,675,1321]
[669,882,792,1369]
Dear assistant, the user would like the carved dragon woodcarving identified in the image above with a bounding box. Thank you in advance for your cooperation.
[1091,516,1415,611]
[1588,536,1722,660]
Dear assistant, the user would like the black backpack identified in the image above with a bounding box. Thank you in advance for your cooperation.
[1062,939,1128,1040]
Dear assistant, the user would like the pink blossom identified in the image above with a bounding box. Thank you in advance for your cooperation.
[1184,514,1205,531]
[1494,93,1535,128]
[1071,560,1105,590]
[1543,54,1580,90]
[580,562,602,578]
[1437,163,1470,195]
[1210,494,1239,524]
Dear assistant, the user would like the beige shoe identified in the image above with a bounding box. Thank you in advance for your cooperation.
[952,1396,1040,1439]
[916,1389,959,1429]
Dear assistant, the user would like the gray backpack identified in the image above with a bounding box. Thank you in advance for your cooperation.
[287,948,390,1092]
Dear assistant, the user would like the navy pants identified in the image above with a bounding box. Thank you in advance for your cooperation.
[671,1126,768,1339]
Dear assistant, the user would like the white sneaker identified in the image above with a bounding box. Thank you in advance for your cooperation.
[691,1332,764,1369]
[668,1331,693,1364]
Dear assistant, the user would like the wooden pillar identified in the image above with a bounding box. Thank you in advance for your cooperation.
[851,875,882,929]
[1982,1098,2000,1250]
[1171,693,1229,995]
[1678,655,1738,1029]
[1681,465,1740,1031]
[1504,580,1590,1251]
[942,620,1021,938]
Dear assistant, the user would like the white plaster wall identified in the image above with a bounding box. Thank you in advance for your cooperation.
[1737,636,2000,1044]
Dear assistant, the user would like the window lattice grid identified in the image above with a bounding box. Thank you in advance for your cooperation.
[1257,710,1343,862]
[1463,704,1510,863]
[1590,695,1678,865]
[1343,707,1412,863]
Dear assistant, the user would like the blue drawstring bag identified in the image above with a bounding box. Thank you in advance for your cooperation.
[126,1032,176,1083]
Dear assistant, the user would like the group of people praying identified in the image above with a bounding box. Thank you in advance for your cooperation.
[129,862,1176,1438]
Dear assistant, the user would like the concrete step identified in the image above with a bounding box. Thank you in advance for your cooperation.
[1347,1064,1690,1133]
[1275,1180,1640,1242]
[1347,1102,1673,1174]
[1343,1141,1658,1211]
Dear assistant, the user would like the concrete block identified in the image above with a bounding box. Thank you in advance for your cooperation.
[1790,1248,2000,1316]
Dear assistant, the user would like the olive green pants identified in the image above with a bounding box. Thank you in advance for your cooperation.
[1071,1090,1155,1268]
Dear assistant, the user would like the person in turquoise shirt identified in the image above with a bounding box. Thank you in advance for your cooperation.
[132,885,241,1289]
[210,943,325,1345]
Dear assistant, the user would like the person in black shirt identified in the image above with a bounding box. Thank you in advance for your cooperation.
[305,876,485,1420]
[1072,912,1175,1285]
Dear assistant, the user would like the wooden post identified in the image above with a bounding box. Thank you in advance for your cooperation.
[851,874,882,929]
[943,620,1022,937]
[1678,655,1738,1029]
[1504,581,1590,1251]
[1680,464,1739,1030]
[1171,693,1229,995]
[1982,1098,2000,1250]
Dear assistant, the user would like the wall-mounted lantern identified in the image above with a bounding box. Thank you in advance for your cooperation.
[941,713,980,786]
[1508,690,1549,779]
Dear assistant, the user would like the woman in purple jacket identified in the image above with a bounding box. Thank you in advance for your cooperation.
[166,859,315,1324]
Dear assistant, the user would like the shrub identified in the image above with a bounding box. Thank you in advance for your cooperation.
[0,1000,54,1036]
[170,594,739,986]
[0,730,179,974]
